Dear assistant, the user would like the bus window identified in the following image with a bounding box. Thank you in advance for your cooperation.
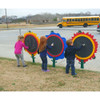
[94,18,96,21]
[63,20,66,22]
[67,19,70,22]
[97,18,99,21]
[72,19,74,21]
[69,19,71,21]
[83,19,85,21]
[78,19,80,21]
[75,19,77,21]
[86,18,88,21]
[81,19,82,21]
[91,18,93,21]
[89,18,91,21]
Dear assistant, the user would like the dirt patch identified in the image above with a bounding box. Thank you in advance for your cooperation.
[0,58,100,91]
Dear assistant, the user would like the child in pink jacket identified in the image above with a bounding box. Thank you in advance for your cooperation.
[14,35,29,67]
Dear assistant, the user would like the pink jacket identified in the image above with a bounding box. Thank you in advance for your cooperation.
[14,40,29,54]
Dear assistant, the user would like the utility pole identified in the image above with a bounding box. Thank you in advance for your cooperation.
[5,8,8,29]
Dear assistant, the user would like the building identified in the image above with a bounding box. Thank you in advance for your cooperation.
[0,15,17,24]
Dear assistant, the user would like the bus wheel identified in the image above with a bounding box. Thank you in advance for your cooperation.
[83,23,88,27]
[59,24,62,28]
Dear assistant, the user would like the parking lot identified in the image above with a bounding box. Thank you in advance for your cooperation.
[0,25,100,71]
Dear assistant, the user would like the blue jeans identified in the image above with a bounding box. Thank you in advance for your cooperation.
[40,56,47,71]
[66,59,75,75]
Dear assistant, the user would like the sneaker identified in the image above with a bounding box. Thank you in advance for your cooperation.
[23,65,27,67]
[43,69,50,72]
[72,73,77,76]
[17,65,20,67]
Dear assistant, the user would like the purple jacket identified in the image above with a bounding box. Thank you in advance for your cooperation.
[14,40,28,54]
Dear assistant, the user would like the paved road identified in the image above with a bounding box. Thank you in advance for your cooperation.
[0,26,100,71]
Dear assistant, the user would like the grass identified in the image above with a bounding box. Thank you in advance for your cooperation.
[0,57,100,91]
[0,87,5,91]
[0,23,56,29]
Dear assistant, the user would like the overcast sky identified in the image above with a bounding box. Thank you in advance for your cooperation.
[0,8,100,18]
[0,0,100,18]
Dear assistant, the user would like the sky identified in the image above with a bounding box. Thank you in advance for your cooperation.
[0,8,100,18]
[0,0,100,18]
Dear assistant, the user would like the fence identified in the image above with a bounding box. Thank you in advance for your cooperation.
[0,26,100,72]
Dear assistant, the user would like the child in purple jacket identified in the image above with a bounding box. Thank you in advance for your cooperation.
[14,35,29,67]
[38,36,54,72]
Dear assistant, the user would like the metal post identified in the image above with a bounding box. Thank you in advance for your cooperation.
[19,29,21,35]
[5,8,8,29]
[32,54,35,63]
[51,30,54,33]
[78,30,82,33]
[52,57,56,67]
[81,60,84,69]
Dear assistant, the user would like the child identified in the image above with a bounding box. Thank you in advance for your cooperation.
[64,39,85,75]
[38,36,53,72]
[14,35,29,67]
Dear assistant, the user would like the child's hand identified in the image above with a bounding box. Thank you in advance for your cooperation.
[51,43,54,46]
[25,46,29,50]
[82,44,85,46]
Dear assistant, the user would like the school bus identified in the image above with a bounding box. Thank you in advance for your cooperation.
[57,16,100,28]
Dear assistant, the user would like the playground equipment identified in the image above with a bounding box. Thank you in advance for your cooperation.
[23,30,98,69]
[24,31,40,63]
[72,30,98,68]
[46,31,67,67]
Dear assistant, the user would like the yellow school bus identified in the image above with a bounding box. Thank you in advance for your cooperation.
[57,16,100,28]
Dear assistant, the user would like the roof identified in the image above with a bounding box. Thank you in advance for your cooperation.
[63,16,100,19]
